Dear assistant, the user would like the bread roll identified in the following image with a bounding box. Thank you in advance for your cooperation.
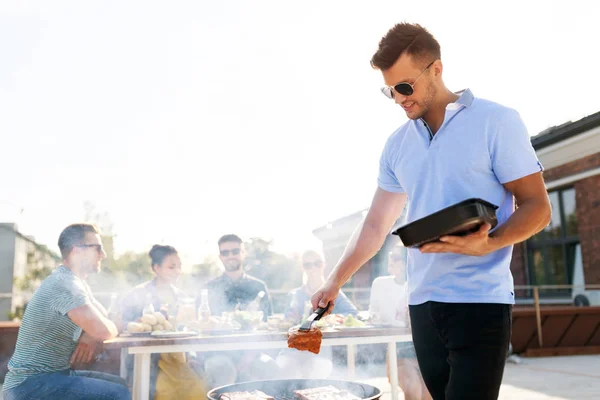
[153,312,166,325]
[141,314,157,326]
[127,322,144,333]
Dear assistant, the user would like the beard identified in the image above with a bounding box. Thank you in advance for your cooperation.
[223,260,242,272]
[408,81,437,120]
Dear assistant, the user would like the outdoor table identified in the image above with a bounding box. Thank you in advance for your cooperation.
[104,326,412,400]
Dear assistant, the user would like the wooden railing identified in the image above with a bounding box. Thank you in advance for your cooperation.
[513,284,600,348]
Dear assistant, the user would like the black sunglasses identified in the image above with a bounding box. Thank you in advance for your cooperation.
[75,244,104,252]
[302,260,323,269]
[220,248,241,256]
[381,60,435,99]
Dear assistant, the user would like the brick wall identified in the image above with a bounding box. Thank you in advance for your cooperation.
[574,174,600,284]
[543,152,600,181]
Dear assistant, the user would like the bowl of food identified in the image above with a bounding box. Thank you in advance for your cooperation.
[230,310,264,331]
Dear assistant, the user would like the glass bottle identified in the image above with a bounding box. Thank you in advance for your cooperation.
[142,293,155,315]
[198,289,211,322]
[246,290,265,312]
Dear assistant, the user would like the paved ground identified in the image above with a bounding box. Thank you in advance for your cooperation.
[355,355,600,400]
[2,355,599,399]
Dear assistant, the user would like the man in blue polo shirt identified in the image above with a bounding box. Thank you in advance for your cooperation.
[311,23,551,400]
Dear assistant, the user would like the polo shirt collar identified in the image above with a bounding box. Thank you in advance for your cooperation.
[446,88,474,111]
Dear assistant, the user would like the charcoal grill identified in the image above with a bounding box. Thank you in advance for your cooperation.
[207,379,382,400]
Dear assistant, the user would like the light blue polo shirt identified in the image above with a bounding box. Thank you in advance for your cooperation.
[378,89,543,305]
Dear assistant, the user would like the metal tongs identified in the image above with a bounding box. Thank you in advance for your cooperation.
[299,303,330,332]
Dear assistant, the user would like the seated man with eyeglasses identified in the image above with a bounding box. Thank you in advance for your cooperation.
[3,223,130,400]
[204,234,273,320]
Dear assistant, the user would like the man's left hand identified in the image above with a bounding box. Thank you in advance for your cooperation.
[419,223,499,256]
[71,332,98,365]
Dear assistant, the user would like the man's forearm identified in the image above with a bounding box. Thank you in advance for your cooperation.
[490,197,551,250]
[328,219,390,288]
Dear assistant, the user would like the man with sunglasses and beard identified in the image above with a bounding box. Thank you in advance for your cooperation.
[311,23,551,400]
[3,224,130,400]
[200,234,274,386]
[204,234,272,319]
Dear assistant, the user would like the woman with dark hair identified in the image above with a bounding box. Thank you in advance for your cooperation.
[121,245,206,400]
[121,245,183,323]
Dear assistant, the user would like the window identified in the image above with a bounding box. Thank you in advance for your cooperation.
[526,187,578,297]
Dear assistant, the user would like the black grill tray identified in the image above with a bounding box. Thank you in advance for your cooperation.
[392,198,498,247]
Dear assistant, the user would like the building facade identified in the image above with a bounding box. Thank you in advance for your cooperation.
[0,223,60,320]
[511,111,600,304]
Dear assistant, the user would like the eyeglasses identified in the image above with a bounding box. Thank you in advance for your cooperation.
[380,60,435,99]
[220,248,241,256]
[75,244,104,253]
[302,260,323,269]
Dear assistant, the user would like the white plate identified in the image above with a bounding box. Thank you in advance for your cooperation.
[150,330,199,338]
[120,331,152,337]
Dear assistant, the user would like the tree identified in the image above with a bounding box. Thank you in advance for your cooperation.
[243,237,302,290]
[87,250,153,296]
[9,244,60,320]
[190,255,222,289]
[83,202,153,298]
[242,237,302,313]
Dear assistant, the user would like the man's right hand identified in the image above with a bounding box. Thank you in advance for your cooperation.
[310,279,341,316]
[71,332,98,365]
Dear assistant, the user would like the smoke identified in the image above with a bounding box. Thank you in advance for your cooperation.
[195,342,396,389]
[80,240,407,398]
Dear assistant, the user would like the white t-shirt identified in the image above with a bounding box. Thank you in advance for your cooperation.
[369,276,409,327]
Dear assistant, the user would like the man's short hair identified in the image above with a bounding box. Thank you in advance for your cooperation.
[370,23,441,71]
[218,234,243,247]
[58,223,99,259]
[301,250,324,260]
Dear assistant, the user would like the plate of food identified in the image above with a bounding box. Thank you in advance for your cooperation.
[122,312,178,336]
[334,315,372,329]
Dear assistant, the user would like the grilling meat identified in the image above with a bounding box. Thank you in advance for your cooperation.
[294,386,360,400]
[287,326,323,354]
[219,390,274,400]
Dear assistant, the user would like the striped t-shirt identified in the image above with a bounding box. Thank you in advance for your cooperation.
[3,266,92,391]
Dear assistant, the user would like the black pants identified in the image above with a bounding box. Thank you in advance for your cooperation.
[409,302,512,400]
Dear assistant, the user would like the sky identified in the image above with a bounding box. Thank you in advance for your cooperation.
[2,0,600,266]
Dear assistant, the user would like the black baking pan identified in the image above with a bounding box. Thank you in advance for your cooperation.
[392,198,498,247]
